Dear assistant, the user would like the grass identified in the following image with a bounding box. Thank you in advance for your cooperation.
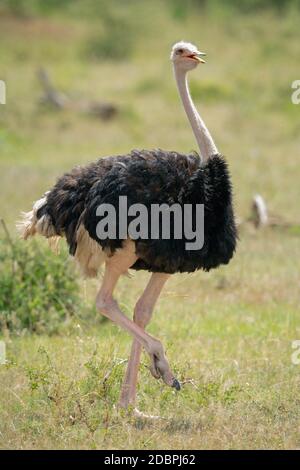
[1,2,300,449]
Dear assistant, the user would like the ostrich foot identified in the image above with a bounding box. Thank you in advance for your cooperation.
[133,408,166,421]
[148,343,181,391]
[116,403,164,421]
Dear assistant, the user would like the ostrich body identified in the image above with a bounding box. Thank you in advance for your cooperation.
[19,42,237,411]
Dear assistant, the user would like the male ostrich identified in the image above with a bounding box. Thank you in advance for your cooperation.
[19,42,237,412]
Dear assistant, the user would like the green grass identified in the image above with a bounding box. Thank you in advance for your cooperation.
[1,2,300,449]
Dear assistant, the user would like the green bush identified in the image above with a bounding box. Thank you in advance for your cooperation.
[0,0,74,17]
[0,234,81,335]
[1,0,299,19]
[84,6,139,61]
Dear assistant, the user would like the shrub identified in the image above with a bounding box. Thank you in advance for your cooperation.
[0,230,81,335]
[84,14,137,61]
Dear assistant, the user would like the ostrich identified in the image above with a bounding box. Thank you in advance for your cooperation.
[19,42,237,412]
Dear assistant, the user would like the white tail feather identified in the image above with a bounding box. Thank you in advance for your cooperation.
[17,193,56,240]
[17,196,108,278]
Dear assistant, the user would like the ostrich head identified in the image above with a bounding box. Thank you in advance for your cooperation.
[171,41,206,71]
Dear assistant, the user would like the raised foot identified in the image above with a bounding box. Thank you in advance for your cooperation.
[148,343,181,391]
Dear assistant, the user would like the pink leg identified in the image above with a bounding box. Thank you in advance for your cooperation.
[119,273,171,409]
[95,242,179,393]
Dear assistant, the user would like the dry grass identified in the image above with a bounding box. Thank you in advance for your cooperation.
[0,3,300,449]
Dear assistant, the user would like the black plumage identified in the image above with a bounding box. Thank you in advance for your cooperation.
[36,149,237,275]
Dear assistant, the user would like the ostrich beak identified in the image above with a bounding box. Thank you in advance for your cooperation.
[188,51,206,63]
[196,51,206,63]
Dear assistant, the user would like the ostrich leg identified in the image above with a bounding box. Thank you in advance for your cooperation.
[96,242,179,390]
[118,273,171,409]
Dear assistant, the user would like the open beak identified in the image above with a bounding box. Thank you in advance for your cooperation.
[188,51,206,63]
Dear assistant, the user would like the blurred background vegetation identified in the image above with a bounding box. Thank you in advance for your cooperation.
[0,0,300,449]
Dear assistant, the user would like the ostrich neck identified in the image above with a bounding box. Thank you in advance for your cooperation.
[174,65,218,162]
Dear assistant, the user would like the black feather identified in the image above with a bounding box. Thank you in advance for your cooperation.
[37,149,237,274]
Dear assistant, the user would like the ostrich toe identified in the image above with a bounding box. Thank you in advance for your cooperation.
[148,349,180,390]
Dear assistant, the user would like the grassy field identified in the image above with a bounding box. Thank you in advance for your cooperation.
[1,2,300,449]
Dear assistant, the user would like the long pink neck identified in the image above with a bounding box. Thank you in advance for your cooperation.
[174,65,218,162]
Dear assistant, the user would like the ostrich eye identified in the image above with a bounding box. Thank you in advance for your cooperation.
[177,48,184,55]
